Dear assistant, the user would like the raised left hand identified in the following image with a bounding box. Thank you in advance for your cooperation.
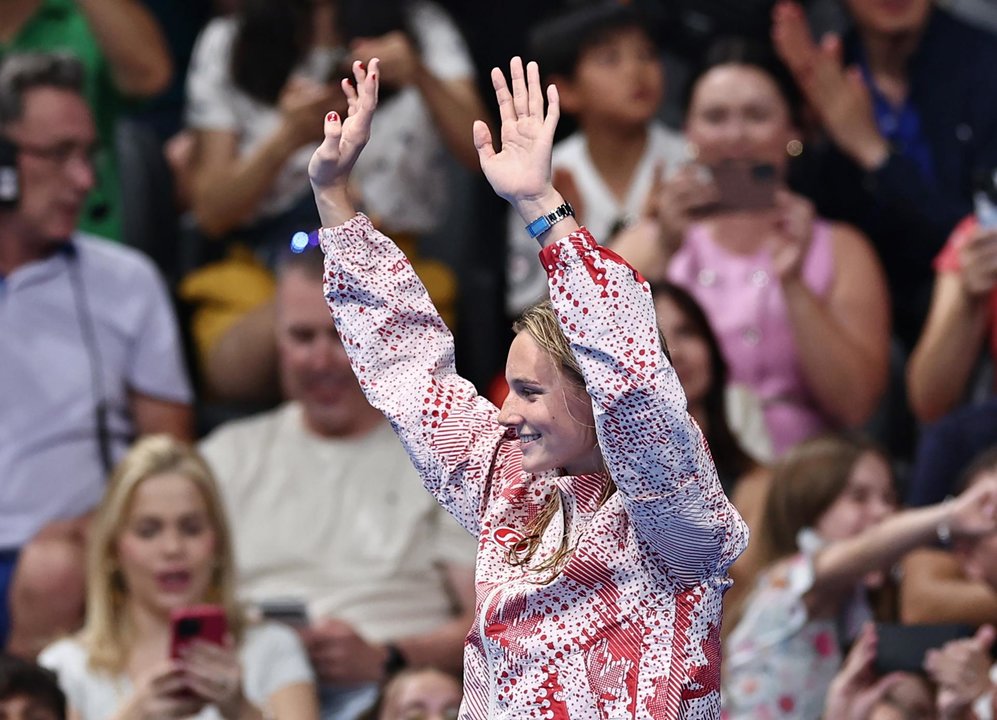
[768,190,815,281]
[473,57,560,216]
[179,637,246,720]
[300,618,389,685]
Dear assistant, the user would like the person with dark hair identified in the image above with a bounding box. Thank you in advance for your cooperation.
[504,1,687,315]
[773,0,997,351]
[312,55,746,718]
[612,36,891,457]
[182,0,484,403]
[0,654,65,720]
[0,52,193,659]
[723,435,997,720]
[0,0,172,242]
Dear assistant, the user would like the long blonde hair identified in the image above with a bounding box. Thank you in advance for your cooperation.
[81,435,243,672]
[507,301,615,578]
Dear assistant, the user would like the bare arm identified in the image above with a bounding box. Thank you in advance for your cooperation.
[75,0,172,97]
[809,483,997,607]
[266,682,319,720]
[129,391,194,440]
[899,548,997,625]
[783,222,890,426]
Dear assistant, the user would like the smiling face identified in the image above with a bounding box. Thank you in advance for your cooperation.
[686,64,796,171]
[814,451,897,542]
[276,267,381,437]
[497,331,601,476]
[114,472,218,618]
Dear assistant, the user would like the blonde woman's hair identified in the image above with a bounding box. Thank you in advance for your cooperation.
[507,301,615,579]
[81,435,243,673]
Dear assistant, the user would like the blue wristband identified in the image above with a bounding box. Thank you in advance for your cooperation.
[525,202,575,239]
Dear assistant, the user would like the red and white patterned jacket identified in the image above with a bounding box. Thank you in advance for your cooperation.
[320,214,748,720]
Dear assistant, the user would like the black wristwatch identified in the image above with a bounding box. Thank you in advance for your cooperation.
[383,643,407,676]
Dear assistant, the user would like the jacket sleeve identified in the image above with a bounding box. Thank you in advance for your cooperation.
[540,229,748,587]
[319,213,511,536]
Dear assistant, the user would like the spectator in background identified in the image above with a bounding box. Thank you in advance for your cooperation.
[900,448,997,628]
[0,654,65,720]
[362,668,461,720]
[0,53,193,659]
[181,0,484,402]
[198,247,476,720]
[38,435,319,720]
[504,1,687,315]
[0,0,172,242]
[723,435,997,720]
[773,0,997,351]
[907,215,997,422]
[614,38,890,457]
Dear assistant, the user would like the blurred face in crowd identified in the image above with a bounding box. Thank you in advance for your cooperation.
[686,64,796,172]
[114,473,218,618]
[4,87,96,248]
[653,294,711,409]
[380,669,462,720]
[0,695,60,720]
[558,26,664,129]
[814,451,896,542]
[276,267,379,437]
[498,331,601,476]
[845,0,932,38]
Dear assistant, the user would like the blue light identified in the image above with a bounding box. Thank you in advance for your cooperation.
[290,231,309,253]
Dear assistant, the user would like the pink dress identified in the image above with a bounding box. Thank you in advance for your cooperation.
[667,222,836,456]
[320,214,748,719]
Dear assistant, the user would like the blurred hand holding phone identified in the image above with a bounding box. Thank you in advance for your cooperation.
[170,605,228,660]
[700,159,778,214]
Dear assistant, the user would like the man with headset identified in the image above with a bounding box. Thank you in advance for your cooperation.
[0,53,193,658]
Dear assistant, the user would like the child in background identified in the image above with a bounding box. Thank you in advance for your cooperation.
[505,2,687,315]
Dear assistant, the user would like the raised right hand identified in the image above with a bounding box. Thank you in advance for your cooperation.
[308,58,380,226]
[116,661,206,720]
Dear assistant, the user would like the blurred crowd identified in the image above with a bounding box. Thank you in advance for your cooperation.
[5,0,997,718]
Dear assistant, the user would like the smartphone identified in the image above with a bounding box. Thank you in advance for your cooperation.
[974,168,997,229]
[169,605,228,660]
[872,623,978,675]
[706,159,778,213]
[258,599,309,627]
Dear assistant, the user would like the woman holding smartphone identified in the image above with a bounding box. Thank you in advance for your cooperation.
[38,435,318,720]
[312,56,747,718]
[612,38,891,457]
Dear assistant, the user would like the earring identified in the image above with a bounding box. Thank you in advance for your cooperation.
[786,139,804,157]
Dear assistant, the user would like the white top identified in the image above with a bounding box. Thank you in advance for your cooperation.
[185,1,475,234]
[39,623,314,720]
[198,403,477,642]
[0,237,192,548]
[505,121,688,314]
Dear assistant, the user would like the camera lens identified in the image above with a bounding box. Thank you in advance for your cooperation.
[177,618,201,637]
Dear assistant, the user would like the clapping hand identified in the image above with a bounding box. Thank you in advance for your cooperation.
[473,57,567,230]
[771,0,889,170]
[308,58,380,226]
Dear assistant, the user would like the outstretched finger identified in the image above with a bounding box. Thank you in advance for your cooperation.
[354,58,379,115]
[472,120,495,167]
[543,83,560,138]
[527,61,544,118]
[509,56,528,119]
[491,66,515,126]
[319,110,342,155]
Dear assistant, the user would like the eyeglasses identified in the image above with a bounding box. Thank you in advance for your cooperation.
[17,140,101,168]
